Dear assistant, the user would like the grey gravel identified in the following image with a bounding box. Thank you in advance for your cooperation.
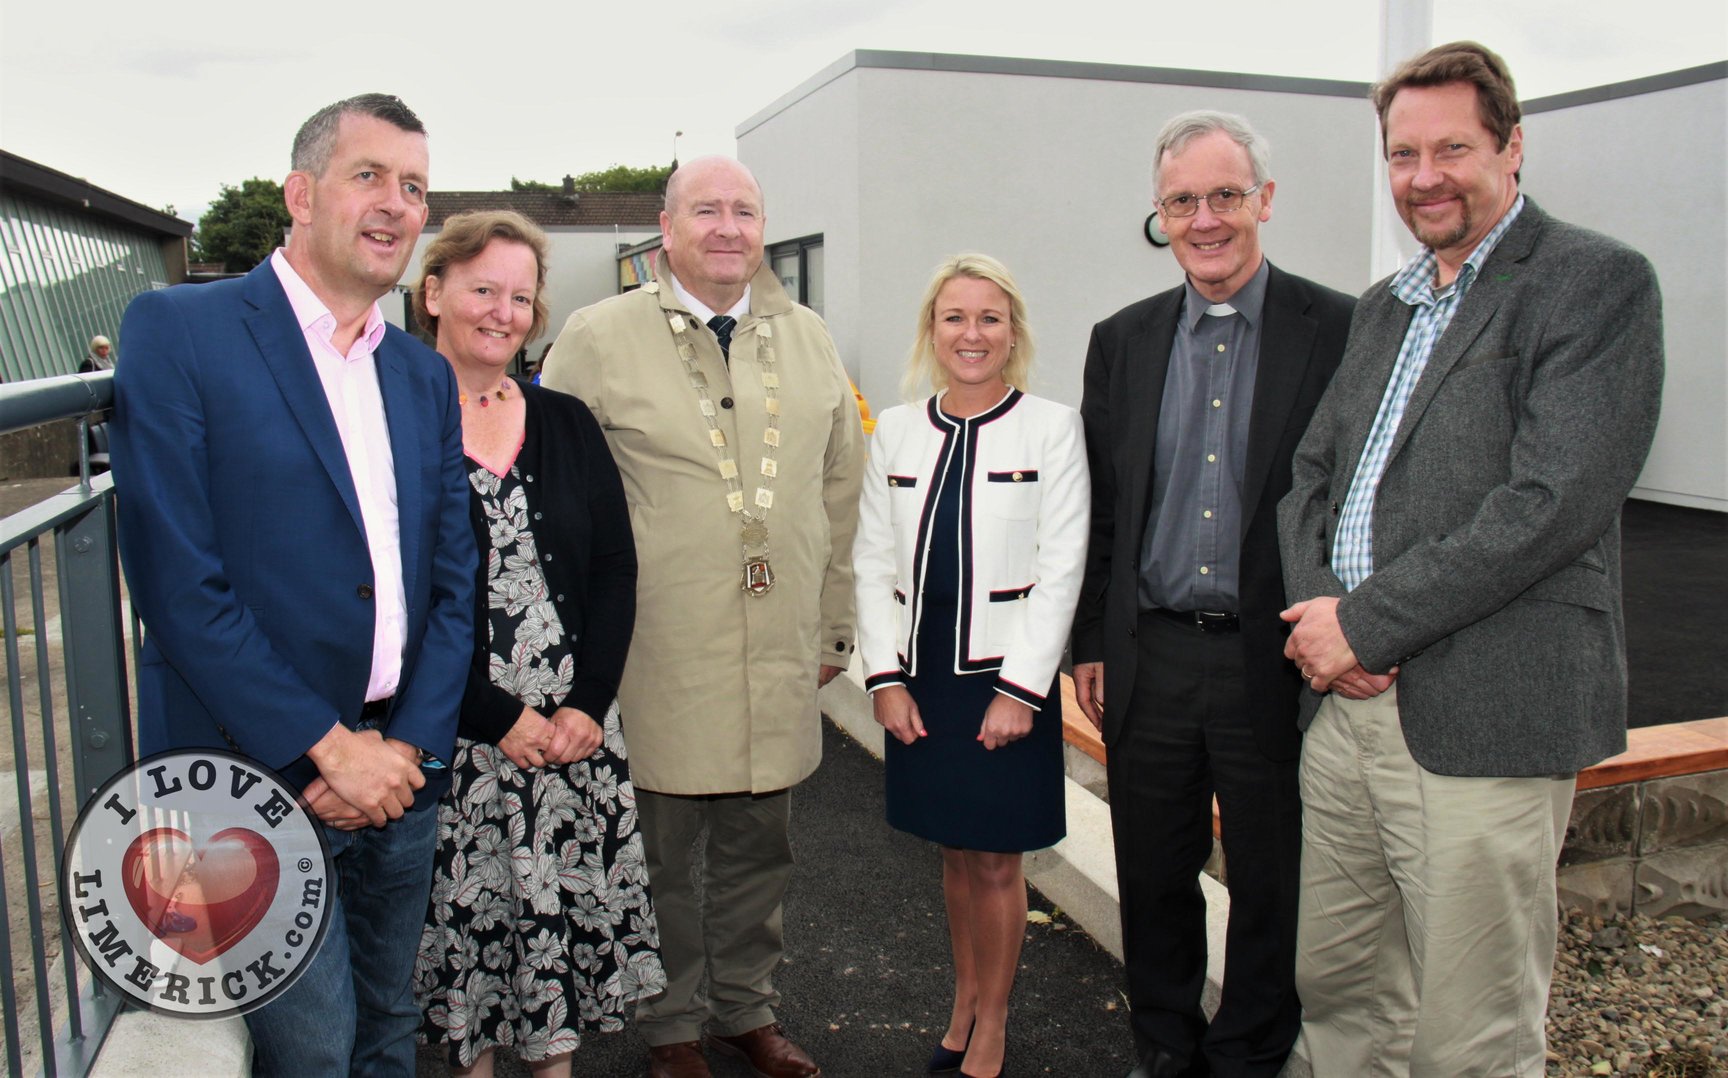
[1547,907,1727,1077]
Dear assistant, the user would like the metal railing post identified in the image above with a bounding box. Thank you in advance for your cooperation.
[75,417,92,491]
[57,499,132,805]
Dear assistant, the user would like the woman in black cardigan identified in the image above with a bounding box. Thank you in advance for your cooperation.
[409,211,663,1078]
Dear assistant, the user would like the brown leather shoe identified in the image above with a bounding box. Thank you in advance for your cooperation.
[706,1022,822,1077]
[648,1040,713,1078]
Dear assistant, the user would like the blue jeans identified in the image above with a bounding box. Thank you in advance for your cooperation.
[245,804,438,1077]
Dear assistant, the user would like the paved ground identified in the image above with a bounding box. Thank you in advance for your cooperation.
[416,720,1139,1077]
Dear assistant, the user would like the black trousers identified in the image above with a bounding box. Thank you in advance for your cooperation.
[1107,611,1301,1077]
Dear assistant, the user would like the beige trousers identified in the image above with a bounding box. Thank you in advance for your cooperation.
[634,788,794,1046]
[1295,688,1574,1077]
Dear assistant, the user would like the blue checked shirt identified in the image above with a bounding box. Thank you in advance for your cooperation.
[1331,196,1525,591]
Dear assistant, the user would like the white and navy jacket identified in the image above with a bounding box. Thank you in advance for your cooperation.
[853,388,1090,710]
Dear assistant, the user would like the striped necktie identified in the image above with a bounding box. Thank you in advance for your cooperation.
[708,315,736,361]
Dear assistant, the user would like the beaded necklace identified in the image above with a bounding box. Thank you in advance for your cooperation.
[458,378,511,407]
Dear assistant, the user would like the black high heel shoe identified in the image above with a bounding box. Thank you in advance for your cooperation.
[927,1021,973,1074]
[958,1064,1004,1078]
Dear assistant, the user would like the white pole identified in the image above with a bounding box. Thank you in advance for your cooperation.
[1372,0,1434,281]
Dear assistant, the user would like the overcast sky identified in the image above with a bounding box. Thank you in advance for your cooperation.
[3,0,1722,225]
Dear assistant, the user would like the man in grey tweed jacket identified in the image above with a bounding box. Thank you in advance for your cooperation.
[1277,42,1663,1077]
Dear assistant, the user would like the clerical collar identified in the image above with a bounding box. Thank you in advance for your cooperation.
[1181,258,1269,331]
[667,272,751,324]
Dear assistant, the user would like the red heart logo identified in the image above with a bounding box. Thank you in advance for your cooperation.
[121,827,280,964]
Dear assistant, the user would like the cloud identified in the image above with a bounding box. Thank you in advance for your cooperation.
[710,0,918,47]
[110,45,314,81]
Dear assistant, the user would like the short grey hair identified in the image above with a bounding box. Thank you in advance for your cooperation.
[1151,110,1271,195]
[291,93,426,178]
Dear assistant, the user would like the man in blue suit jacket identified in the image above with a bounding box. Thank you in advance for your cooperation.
[112,93,474,1076]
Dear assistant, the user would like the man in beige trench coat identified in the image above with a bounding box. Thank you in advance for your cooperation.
[542,155,864,1078]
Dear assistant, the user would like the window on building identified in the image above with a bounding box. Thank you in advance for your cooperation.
[768,235,823,317]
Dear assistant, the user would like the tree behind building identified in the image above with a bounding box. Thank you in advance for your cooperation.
[194,178,292,273]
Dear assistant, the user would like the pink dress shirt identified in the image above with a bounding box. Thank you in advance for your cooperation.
[270,250,406,703]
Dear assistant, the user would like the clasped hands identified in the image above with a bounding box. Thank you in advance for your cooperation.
[872,684,1033,750]
[303,704,608,831]
[497,705,603,771]
[302,724,426,831]
[1280,596,1398,700]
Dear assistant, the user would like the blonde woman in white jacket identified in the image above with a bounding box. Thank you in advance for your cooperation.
[853,254,1089,1078]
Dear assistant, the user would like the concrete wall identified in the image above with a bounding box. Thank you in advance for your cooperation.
[742,72,864,381]
[1563,765,1728,920]
[389,225,660,361]
[0,419,81,480]
[739,55,1377,415]
[740,53,1726,513]
[1521,73,1727,511]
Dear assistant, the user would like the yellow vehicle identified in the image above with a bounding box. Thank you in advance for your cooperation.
[852,380,876,435]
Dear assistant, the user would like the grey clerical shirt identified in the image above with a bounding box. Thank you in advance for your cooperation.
[1138,258,1268,613]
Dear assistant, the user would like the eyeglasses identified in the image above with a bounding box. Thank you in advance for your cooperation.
[1156,184,1263,218]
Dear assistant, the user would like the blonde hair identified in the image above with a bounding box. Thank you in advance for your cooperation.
[902,253,1035,402]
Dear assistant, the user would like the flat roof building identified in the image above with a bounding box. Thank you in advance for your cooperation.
[0,150,192,381]
[738,51,1726,511]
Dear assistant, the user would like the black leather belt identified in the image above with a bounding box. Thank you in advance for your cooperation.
[356,696,394,729]
[1149,607,1240,633]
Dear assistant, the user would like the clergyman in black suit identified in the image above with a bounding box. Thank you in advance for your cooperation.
[1071,110,1353,1078]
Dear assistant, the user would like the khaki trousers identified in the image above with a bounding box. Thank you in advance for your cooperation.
[1295,688,1573,1077]
[634,788,794,1046]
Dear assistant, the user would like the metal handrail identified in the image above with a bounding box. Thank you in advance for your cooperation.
[0,375,131,1076]
[0,372,112,439]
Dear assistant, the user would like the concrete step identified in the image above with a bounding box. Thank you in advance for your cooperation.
[91,1011,249,1077]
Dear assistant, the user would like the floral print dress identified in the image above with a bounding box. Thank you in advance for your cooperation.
[415,460,664,1065]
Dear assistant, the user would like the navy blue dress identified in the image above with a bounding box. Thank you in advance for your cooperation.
[883,408,1065,853]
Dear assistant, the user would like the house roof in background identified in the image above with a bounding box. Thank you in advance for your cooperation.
[426,189,663,228]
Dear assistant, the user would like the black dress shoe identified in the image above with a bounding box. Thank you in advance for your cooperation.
[927,1022,972,1073]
